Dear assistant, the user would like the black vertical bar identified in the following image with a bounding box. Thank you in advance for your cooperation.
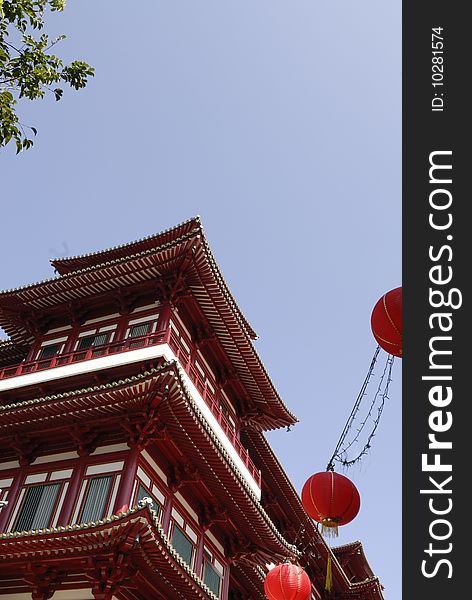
[403,2,468,599]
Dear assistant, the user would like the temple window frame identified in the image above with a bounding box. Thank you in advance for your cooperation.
[7,468,74,533]
[168,506,199,569]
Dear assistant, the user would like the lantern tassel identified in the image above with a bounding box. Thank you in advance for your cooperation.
[321,518,339,538]
[325,554,333,592]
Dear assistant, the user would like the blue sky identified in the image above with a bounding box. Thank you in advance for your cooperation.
[0,1,401,597]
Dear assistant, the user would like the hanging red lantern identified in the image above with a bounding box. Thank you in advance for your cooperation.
[371,286,402,357]
[264,562,311,600]
[301,471,360,536]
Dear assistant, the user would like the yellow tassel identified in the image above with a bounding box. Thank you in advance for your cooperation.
[321,518,339,538]
[325,554,333,592]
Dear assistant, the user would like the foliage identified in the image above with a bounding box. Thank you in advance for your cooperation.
[0,0,94,153]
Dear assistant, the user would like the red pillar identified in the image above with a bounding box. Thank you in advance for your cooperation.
[194,533,205,579]
[112,445,140,514]
[56,458,86,526]
[158,303,172,342]
[161,491,173,535]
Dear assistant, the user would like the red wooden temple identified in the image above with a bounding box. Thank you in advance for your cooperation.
[0,217,385,600]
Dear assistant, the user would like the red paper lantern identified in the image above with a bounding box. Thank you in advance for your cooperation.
[264,563,311,600]
[371,286,402,357]
[301,471,360,536]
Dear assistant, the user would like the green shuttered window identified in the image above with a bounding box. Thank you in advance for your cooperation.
[14,483,60,532]
[171,525,194,567]
[39,344,61,359]
[78,333,107,350]
[129,323,151,338]
[80,476,112,523]
[203,561,221,597]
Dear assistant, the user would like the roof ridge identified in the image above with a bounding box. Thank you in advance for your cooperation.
[50,215,201,266]
[0,226,202,297]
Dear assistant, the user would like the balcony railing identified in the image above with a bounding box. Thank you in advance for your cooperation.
[0,327,261,488]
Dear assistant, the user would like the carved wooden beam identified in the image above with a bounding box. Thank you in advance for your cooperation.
[226,534,258,564]
[24,564,64,600]
[156,271,192,306]
[69,425,99,457]
[86,550,137,600]
[113,288,138,315]
[121,411,168,449]
[194,323,217,349]
[240,407,266,428]
[11,434,39,466]
[66,301,88,327]
[200,502,228,530]
[168,459,201,491]
[216,363,238,387]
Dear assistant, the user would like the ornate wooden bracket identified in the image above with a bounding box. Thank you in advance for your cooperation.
[66,301,88,327]
[261,490,280,511]
[87,549,137,600]
[121,410,168,449]
[113,288,139,315]
[240,407,266,428]
[70,425,99,457]
[24,564,64,600]
[21,308,52,335]
[217,363,238,387]
[194,323,216,349]
[200,502,228,530]
[11,434,39,466]
[277,519,298,541]
[226,534,258,564]
[156,269,192,306]
[168,459,201,491]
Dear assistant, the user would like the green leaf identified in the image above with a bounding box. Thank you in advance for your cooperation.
[0,0,94,153]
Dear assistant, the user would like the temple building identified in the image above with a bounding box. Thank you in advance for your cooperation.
[0,217,385,600]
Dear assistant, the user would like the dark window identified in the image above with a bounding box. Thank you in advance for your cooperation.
[203,561,222,597]
[129,323,152,338]
[78,333,107,350]
[171,524,194,566]
[136,483,161,516]
[79,476,112,523]
[14,483,60,532]
[38,344,61,360]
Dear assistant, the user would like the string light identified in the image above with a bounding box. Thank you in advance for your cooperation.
[326,348,395,471]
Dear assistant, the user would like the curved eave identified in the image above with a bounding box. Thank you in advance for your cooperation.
[242,429,385,599]
[242,429,314,528]
[0,223,296,429]
[345,577,385,600]
[0,363,299,560]
[333,540,378,585]
[231,562,266,599]
[0,505,218,600]
[51,216,202,274]
[0,340,29,367]
[50,216,257,340]
[190,239,296,429]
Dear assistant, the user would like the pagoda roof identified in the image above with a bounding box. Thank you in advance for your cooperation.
[0,361,299,561]
[0,217,295,429]
[0,504,218,600]
[0,339,28,367]
[332,541,381,586]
